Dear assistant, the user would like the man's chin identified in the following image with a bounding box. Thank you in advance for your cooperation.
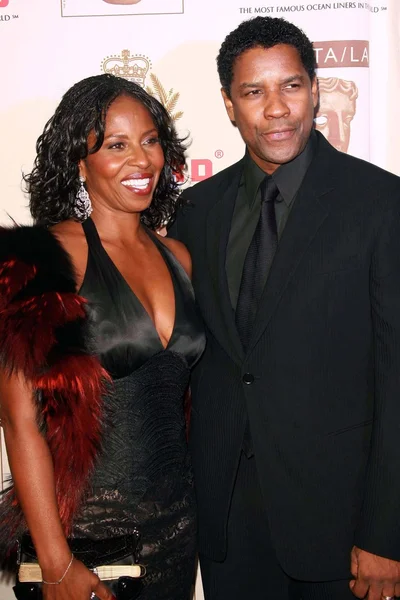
[255,149,301,170]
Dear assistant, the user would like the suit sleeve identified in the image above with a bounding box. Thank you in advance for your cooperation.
[167,209,179,240]
[354,196,400,560]
[167,189,190,241]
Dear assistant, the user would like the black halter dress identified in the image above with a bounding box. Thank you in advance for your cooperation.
[73,218,205,599]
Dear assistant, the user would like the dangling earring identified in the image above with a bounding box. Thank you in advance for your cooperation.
[73,176,93,222]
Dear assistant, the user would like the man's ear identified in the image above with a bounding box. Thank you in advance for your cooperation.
[221,88,235,123]
[311,76,319,110]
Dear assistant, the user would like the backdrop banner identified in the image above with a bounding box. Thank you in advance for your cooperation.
[0,0,398,597]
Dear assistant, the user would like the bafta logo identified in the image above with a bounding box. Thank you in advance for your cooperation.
[315,77,358,153]
[101,50,151,87]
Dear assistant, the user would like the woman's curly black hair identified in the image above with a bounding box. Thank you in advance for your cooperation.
[217,16,317,97]
[25,74,187,229]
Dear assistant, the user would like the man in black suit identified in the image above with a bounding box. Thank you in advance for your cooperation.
[169,16,400,600]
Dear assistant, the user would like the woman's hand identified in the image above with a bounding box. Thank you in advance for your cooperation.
[42,558,115,600]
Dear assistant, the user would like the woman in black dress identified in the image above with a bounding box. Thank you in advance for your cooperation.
[0,74,205,600]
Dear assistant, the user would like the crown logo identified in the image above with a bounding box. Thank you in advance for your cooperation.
[100,49,183,122]
[101,50,151,87]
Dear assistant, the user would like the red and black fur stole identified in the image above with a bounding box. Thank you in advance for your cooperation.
[0,225,109,563]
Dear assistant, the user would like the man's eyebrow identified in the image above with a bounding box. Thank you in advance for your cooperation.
[238,81,264,91]
[281,74,306,84]
[238,74,306,90]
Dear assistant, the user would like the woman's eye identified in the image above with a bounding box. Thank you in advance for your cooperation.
[108,142,125,149]
[144,137,160,145]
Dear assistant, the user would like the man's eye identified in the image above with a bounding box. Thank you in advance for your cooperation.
[245,89,261,96]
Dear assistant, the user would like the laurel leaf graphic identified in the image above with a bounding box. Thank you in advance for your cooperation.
[173,111,184,121]
[166,92,180,114]
[149,73,168,105]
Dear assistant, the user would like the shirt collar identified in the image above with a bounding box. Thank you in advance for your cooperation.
[243,129,317,208]
[243,151,266,208]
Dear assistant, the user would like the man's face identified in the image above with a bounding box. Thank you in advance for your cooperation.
[222,44,318,174]
[314,89,356,153]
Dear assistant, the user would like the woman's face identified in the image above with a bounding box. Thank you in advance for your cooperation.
[79,95,164,215]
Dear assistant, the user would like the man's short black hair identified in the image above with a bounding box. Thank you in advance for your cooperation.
[217,16,317,97]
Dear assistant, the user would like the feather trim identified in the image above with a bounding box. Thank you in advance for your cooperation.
[0,225,109,561]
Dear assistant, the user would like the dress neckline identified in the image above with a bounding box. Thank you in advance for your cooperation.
[81,217,178,351]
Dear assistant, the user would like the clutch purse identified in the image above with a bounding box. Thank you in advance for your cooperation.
[13,531,146,599]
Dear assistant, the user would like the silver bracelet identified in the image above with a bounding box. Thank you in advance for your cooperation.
[42,554,74,585]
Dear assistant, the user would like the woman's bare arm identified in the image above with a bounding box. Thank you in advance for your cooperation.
[0,370,71,575]
[0,370,112,599]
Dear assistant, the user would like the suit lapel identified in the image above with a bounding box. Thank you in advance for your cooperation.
[206,160,244,365]
[247,136,337,352]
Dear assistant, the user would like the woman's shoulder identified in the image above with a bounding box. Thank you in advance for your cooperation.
[50,220,88,286]
[155,233,192,278]
[50,219,86,245]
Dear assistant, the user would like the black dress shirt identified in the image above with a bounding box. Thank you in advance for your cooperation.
[226,131,317,309]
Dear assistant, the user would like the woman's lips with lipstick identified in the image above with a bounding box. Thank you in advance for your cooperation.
[262,128,295,141]
[121,173,153,195]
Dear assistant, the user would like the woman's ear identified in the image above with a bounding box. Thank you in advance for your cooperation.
[78,160,87,181]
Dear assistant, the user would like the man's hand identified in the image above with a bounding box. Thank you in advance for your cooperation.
[350,546,400,599]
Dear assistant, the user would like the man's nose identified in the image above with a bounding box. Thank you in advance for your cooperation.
[263,91,290,119]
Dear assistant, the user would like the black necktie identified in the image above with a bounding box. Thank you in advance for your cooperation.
[236,176,280,350]
[236,176,279,459]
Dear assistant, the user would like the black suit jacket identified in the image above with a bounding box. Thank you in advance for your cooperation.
[169,132,400,580]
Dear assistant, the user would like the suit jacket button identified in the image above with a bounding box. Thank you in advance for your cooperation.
[242,373,254,385]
